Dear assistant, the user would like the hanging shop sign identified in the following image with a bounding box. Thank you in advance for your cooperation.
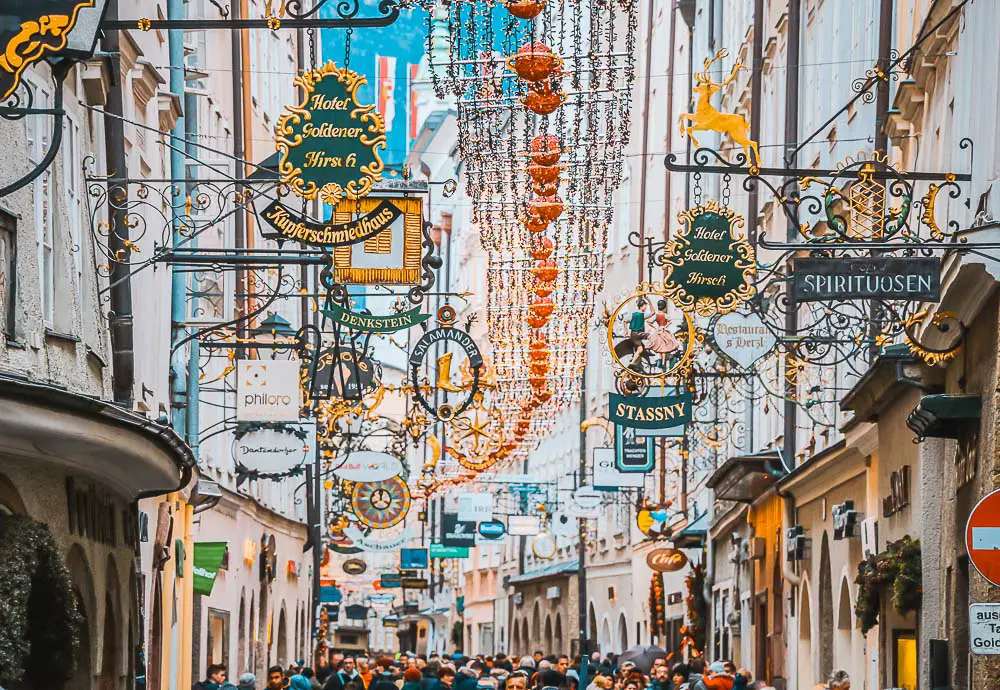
[332,450,403,482]
[606,285,698,383]
[402,577,429,590]
[477,520,507,540]
[409,307,484,421]
[662,201,756,316]
[401,547,429,569]
[379,573,401,588]
[233,422,315,475]
[275,61,386,204]
[882,465,911,518]
[429,544,470,559]
[441,512,477,547]
[636,504,671,539]
[342,558,368,575]
[507,515,541,536]
[550,512,577,537]
[236,360,302,422]
[593,447,644,490]
[646,547,689,573]
[615,424,655,473]
[320,585,343,603]
[313,346,380,400]
[192,542,229,595]
[712,311,777,369]
[342,526,414,553]
[323,303,430,333]
[789,256,941,302]
[345,604,369,620]
[332,197,425,285]
[350,476,411,529]
[457,493,494,522]
[0,2,108,101]
[531,533,557,560]
[368,593,396,605]
[608,392,691,433]
[260,198,402,247]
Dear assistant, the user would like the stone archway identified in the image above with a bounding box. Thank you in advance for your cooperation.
[521,619,529,656]
[617,613,628,653]
[600,617,611,654]
[99,556,122,690]
[531,602,541,649]
[238,591,247,674]
[554,614,563,655]
[797,579,813,689]
[588,603,597,643]
[819,533,834,680]
[0,471,26,514]
[836,578,853,672]
[277,605,288,667]
[512,618,521,654]
[544,615,553,652]
[66,544,95,690]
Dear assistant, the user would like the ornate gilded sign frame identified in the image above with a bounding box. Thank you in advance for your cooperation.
[275,61,386,204]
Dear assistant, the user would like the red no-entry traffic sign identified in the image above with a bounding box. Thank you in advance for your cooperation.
[966,488,1000,587]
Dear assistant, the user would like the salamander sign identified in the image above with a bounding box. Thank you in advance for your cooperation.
[789,256,941,302]
[275,61,386,204]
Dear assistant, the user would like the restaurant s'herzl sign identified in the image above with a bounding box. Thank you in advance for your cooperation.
[276,61,386,204]
[662,201,756,316]
[260,198,402,246]
[790,256,941,302]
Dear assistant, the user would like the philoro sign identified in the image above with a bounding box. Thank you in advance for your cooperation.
[236,360,301,422]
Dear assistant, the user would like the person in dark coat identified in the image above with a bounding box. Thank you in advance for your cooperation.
[404,667,426,690]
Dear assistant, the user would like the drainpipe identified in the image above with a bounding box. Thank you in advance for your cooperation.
[103,0,134,407]
[782,0,801,469]
[635,0,655,277]
[779,490,802,586]
[746,0,763,244]
[184,83,201,458]
[168,0,189,439]
[663,1,677,246]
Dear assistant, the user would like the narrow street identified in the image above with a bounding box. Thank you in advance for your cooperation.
[0,2,995,689]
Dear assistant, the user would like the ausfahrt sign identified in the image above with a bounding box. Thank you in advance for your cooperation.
[970,603,1000,654]
[789,256,941,302]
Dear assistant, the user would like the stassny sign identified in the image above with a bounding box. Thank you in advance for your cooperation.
[790,257,941,302]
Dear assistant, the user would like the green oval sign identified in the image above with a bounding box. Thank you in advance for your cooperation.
[276,61,386,205]
[662,201,756,316]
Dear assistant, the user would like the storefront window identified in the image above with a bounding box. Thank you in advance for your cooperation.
[207,609,230,670]
[894,629,917,690]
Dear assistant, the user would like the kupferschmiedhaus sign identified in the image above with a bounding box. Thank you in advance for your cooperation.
[260,198,402,246]
[276,61,386,204]
[662,201,756,316]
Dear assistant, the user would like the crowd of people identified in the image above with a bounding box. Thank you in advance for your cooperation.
[192,651,851,690]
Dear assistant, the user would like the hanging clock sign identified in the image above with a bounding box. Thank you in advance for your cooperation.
[662,201,756,316]
[408,306,484,421]
[275,61,386,205]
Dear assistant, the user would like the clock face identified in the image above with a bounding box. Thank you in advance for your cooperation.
[531,532,557,560]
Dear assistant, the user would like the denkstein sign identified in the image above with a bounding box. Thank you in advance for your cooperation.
[790,256,941,302]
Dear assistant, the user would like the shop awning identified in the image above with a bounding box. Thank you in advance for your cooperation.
[192,542,228,595]
[906,394,981,440]
[706,450,785,503]
[672,511,708,548]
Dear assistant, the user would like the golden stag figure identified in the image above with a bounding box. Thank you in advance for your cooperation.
[679,49,760,167]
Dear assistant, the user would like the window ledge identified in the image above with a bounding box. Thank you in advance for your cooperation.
[45,329,81,344]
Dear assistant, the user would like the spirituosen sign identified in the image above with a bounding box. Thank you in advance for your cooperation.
[259,198,402,247]
[323,304,430,333]
[608,393,691,432]
[790,256,941,302]
[276,61,386,204]
[662,201,756,316]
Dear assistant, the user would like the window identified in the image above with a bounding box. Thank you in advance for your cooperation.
[64,115,84,312]
[26,80,53,326]
[0,211,16,339]
[206,609,230,670]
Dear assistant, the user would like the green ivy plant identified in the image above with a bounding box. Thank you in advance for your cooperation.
[0,514,82,687]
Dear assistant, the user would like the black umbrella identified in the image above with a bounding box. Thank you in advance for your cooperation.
[616,645,667,674]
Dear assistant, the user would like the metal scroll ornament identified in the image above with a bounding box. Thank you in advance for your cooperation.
[275,61,386,205]
[350,476,411,529]
[661,201,756,316]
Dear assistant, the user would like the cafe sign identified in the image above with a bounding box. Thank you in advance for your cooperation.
[662,201,756,316]
[790,256,941,302]
[646,547,689,573]
[275,61,386,204]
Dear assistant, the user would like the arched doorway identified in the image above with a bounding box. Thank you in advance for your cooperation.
[99,556,121,690]
[512,618,521,654]
[797,580,813,689]
[238,592,247,675]
[617,614,628,653]
[819,534,834,680]
[66,545,95,690]
[0,471,26,514]
[277,605,288,668]
[588,604,597,643]
[554,614,563,655]
[249,595,256,674]
[544,615,553,652]
[520,619,529,656]
[531,602,541,650]
[600,617,611,654]
[836,578,853,672]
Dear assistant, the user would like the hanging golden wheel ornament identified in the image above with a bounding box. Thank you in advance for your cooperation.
[350,476,411,529]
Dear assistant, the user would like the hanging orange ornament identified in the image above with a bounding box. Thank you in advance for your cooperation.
[530,237,555,260]
[528,195,564,221]
[529,134,562,165]
[507,42,563,82]
[504,0,546,19]
[532,259,560,283]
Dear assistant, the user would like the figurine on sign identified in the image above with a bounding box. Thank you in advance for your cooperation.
[646,299,682,367]
[614,295,685,375]
[678,49,759,167]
